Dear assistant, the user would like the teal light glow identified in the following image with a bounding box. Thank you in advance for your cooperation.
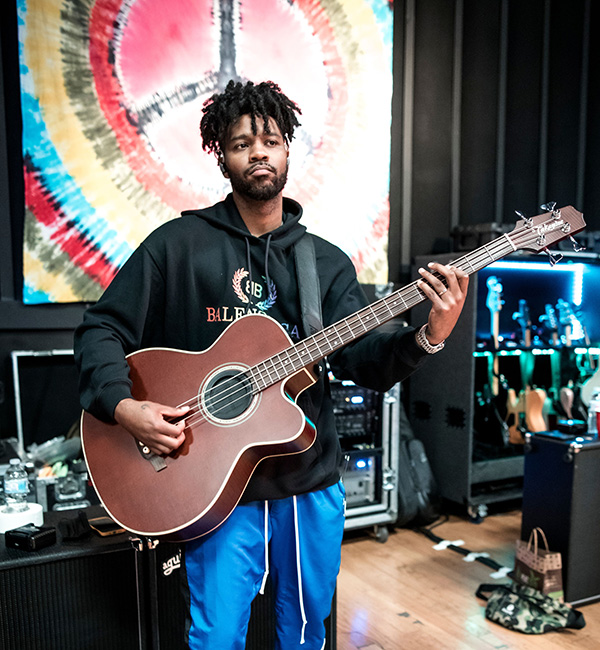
[575,347,600,355]
[474,348,558,358]
[488,261,586,306]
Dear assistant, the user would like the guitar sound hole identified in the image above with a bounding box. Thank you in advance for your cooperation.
[204,370,253,420]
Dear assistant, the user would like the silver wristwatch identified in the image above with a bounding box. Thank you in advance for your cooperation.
[416,324,445,354]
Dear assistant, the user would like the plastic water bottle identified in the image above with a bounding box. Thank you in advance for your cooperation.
[3,458,30,513]
[587,388,600,437]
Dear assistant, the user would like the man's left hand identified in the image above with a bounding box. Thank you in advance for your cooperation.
[417,262,469,345]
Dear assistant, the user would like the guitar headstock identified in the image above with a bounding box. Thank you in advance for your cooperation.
[542,304,558,331]
[509,205,585,253]
[486,276,503,314]
[556,297,586,344]
[556,298,575,325]
[513,299,531,327]
[513,299,532,347]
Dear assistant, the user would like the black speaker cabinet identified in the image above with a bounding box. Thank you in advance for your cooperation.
[150,541,336,649]
[408,254,524,514]
[1,510,335,650]
[521,432,600,605]
[0,531,145,650]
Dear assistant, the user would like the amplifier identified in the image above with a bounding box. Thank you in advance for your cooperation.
[1,512,335,650]
[0,528,143,650]
[522,431,600,605]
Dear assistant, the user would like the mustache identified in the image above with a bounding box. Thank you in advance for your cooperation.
[246,162,277,175]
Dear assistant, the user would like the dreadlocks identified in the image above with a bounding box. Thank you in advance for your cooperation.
[200,80,302,155]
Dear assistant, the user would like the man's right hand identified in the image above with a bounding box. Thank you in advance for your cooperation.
[114,398,189,456]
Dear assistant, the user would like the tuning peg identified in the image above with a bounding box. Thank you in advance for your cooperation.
[570,236,585,252]
[545,250,563,266]
[540,202,561,219]
[515,210,533,227]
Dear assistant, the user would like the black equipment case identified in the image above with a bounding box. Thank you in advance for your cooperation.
[521,431,600,606]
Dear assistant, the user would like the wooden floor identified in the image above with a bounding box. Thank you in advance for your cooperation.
[337,509,600,649]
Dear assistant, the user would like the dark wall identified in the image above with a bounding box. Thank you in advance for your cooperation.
[1,0,599,438]
[389,0,598,278]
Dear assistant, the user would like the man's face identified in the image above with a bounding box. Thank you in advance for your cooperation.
[221,114,289,201]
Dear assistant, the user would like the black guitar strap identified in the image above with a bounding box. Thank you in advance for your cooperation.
[294,234,323,337]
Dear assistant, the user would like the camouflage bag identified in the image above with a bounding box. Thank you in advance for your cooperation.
[476,583,586,634]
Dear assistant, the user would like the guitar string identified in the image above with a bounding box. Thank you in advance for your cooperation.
[169,220,565,431]
[171,223,547,430]
[174,226,546,431]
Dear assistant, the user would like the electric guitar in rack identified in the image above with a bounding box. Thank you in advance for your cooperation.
[540,303,560,346]
[513,299,532,348]
[81,206,585,541]
[474,275,510,446]
[568,306,599,405]
[556,298,584,347]
[485,275,503,395]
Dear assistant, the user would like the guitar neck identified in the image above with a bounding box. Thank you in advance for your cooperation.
[251,232,519,391]
[251,204,585,391]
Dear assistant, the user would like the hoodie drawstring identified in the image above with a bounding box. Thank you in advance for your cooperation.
[244,237,253,315]
[264,233,273,290]
[244,233,274,314]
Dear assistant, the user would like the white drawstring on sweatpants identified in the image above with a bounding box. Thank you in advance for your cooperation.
[258,497,309,645]
[293,495,308,644]
[260,500,270,594]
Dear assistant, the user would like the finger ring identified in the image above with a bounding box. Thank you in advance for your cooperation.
[438,289,448,297]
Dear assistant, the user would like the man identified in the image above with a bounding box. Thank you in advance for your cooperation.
[74,80,468,649]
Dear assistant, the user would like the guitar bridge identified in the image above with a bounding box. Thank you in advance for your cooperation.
[136,439,167,472]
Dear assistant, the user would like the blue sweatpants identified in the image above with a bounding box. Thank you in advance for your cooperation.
[182,481,346,649]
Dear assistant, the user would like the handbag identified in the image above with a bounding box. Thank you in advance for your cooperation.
[514,527,563,599]
[476,582,585,634]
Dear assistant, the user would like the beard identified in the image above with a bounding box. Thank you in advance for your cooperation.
[228,166,288,201]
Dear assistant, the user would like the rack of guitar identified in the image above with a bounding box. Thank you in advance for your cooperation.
[473,347,599,445]
[473,291,599,452]
[408,250,600,519]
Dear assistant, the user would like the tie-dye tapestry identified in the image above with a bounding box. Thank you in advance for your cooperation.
[18,0,394,303]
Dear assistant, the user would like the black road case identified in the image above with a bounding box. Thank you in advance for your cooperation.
[521,431,600,606]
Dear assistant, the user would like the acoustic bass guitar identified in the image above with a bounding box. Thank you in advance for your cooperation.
[81,206,585,541]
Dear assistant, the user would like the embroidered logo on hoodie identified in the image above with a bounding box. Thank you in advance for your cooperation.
[232,268,277,311]
[206,268,302,340]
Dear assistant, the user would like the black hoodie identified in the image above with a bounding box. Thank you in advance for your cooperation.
[74,194,428,502]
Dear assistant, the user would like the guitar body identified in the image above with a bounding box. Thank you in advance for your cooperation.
[524,386,547,433]
[81,315,318,542]
[506,388,525,444]
[505,386,547,443]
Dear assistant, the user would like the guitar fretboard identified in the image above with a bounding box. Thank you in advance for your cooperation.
[248,208,580,393]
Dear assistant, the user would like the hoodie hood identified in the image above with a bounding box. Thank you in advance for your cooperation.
[182,193,307,319]
[181,193,307,249]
